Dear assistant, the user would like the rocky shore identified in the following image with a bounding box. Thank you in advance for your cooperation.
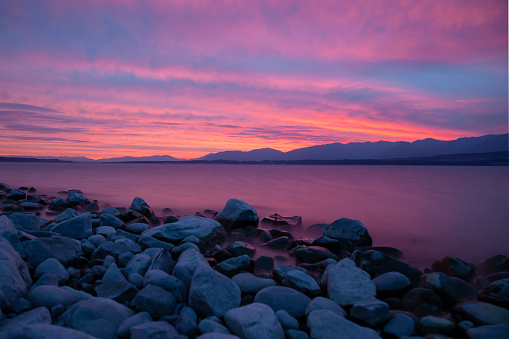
[0,183,508,339]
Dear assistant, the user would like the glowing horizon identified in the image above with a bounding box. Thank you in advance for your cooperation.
[0,0,507,159]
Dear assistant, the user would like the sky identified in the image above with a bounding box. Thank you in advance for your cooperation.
[0,0,507,159]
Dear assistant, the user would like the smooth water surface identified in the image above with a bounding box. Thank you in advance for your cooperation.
[1,163,508,267]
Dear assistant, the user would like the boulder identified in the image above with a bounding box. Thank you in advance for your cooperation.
[373,271,412,299]
[215,254,252,277]
[34,258,69,283]
[101,206,121,217]
[117,312,153,339]
[0,306,50,332]
[19,202,43,210]
[350,296,391,326]
[92,241,131,260]
[467,324,509,339]
[54,208,79,223]
[100,214,125,228]
[0,215,16,232]
[30,285,75,308]
[127,222,150,234]
[383,312,416,337]
[25,236,82,267]
[282,269,321,296]
[130,197,154,218]
[216,199,259,230]
[305,296,346,317]
[7,188,26,201]
[143,270,187,302]
[477,255,509,276]
[49,198,71,211]
[307,310,381,339]
[130,321,179,338]
[60,297,135,339]
[358,250,422,286]
[261,213,302,228]
[198,318,231,335]
[226,241,256,258]
[125,253,152,277]
[174,248,209,275]
[132,285,177,318]
[0,238,32,309]
[189,263,241,317]
[67,191,89,205]
[2,324,97,339]
[8,212,40,231]
[276,310,299,330]
[232,273,276,294]
[95,281,138,303]
[254,286,311,318]
[50,212,92,240]
[401,288,443,317]
[322,218,372,249]
[432,256,476,282]
[327,258,376,306]
[478,278,509,309]
[290,246,338,264]
[454,301,509,326]
[225,303,284,339]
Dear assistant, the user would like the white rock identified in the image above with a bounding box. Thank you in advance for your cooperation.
[327,258,376,306]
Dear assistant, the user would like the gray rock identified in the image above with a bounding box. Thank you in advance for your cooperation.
[110,229,139,242]
[117,311,153,339]
[19,201,43,209]
[95,281,139,303]
[225,303,284,339]
[0,230,26,258]
[133,285,177,318]
[189,263,241,317]
[467,324,509,339]
[307,309,381,339]
[432,256,476,282]
[34,258,69,283]
[80,239,96,254]
[0,238,32,309]
[130,197,155,218]
[285,329,309,339]
[197,334,239,339]
[216,199,259,230]
[145,248,175,273]
[172,242,201,256]
[273,264,307,282]
[478,278,509,309]
[25,235,82,267]
[8,212,40,231]
[27,273,58,300]
[0,307,50,332]
[142,216,226,246]
[60,286,94,302]
[67,191,89,205]
[282,269,321,296]
[420,315,455,335]
[327,258,376,306]
[350,296,391,326]
[383,312,416,337]
[130,321,178,338]
[144,270,187,302]
[49,197,70,210]
[138,235,175,250]
[305,296,346,317]
[92,241,131,260]
[115,238,141,254]
[359,250,422,286]
[276,310,299,330]
[7,188,26,200]
[215,254,252,277]
[103,263,128,283]
[454,301,509,326]
[88,234,107,247]
[373,271,412,299]
[129,273,144,289]
[96,226,117,237]
[101,206,121,217]
[226,241,256,258]
[30,285,75,308]
[175,248,209,275]
[127,222,150,234]
[290,246,338,264]
[100,214,125,228]
[254,286,311,318]
[54,208,79,223]
[125,253,152,277]
[232,273,276,294]
[0,215,16,232]
[323,218,372,248]
[60,297,135,339]
[199,318,232,335]
[2,323,97,339]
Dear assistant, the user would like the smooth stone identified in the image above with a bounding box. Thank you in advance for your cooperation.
[383,312,416,337]
[401,288,443,317]
[215,254,252,277]
[67,191,89,205]
[130,321,178,338]
[2,323,97,339]
[102,263,127,283]
[92,241,131,259]
[172,242,201,256]
[0,215,16,232]
[282,269,321,296]
[232,273,276,294]
[420,315,455,334]
[189,263,241,317]
[478,278,509,309]
[7,188,26,200]
[305,296,346,317]
[432,256,476,282]
[225,303,284,339]
[373,271,412,299]
[127,222,150,234]
[254,286,311,318]
[175,248,209,275]
[101,206,121,217]
[30,285,75,308]
[11,297,32,314]
[145,248,175,273]
[25,236,82,267]
[60,286,94,302]
[138,234,175,250]
[216,198,259,229]
[60,297,135,339]
[291,246,338,264]
[198,318,232,335]
[273,265,307,282]
[0,238,32,309]
[454,301,509,326]
[358,250,423,286]
[142,216,226,246]
[323,218,372,248]
[327,258,376,306]
[88,234,107,247]
[307,309,381,339]
[132,284,177,318]
[34,257,70,283]
[350,296,391,326]
[100,214,126,228]
[19,202,43,209]
[96,226,117,237]
[0,307,50,332]
[80,239,96,254]
[467,324,509,339]
[8,212,40,231]
[54,208,79,223]
[117,311,153,339]
[49,197,70,210]
[226,241,256,258]
[477,255,509,276]
[276,309,299,330]
[95,281,139,303]
[144,270,187,302]
[125,253,152,277]
[130,197,155,218]
[255,256,274,272]
[27,273,58,300]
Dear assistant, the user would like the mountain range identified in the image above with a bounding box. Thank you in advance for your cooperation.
[4,133,508,162]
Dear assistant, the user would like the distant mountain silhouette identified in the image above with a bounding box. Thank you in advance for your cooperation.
[100,155,181,162]
[197,148,285,161]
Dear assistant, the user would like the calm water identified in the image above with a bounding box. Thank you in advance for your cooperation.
[1,163,508,267]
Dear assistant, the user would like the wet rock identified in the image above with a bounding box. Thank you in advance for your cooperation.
[2,323,97,339]
[477,255,509,277]
[255,256,274,272]
[323,218,372,249]
[117,311,153,339]
[282,269,321,296]
[261,213,302,227]
[466,324,509,339]
[125,253,151,277]
[232,273,276,294]
[163,215,179,224]
[142,216,226,246]
[144,270,187,302]
[373,271,412,299]
[175,248,209,275]
[54,208,79,223]
[432,256,476,282]
[0,215,16,232]
[420,315,455,335]
[25,236,82,267]
[401,288,443,317]
[95,281,139,303]
[102,206,122,217]
[100,213,126,228]
[8,212,40,231]
[225,303,284,339]
[50,212,93,239]
[454,301,509,326]
[254,286,311,318]
[189,263,241,317]
[383,312,416,337]
[215,254,252,277]
[92,241,131,260]
[327,258,376,306]
[130,197,154,218]
[359,250,422,286]
[30,285,75,308]
[60,297,135,339]
[262,236,290,250]
[19,201,43,210]
[7,188,26,201]
[312,236,342,254]
[216,198,259,230]
[276,309,299,330]
[350,296,391,326]
[478,278,509,309]
[130,321,179,338]
[132,284,177,318]
[0,307,51,332]
[34,257,69,283]
[226,241,256,258]
[0,238,32,309]
[127,222,150,234]
[198,318,231,335]
[290,245,338,264]
[305,296,346,317]
[307,309,381,339]
[49,197,71,211]
[67,191,89,205]
[138,234,175,250]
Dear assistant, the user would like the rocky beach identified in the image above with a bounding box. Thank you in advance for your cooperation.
[0,182,508,339]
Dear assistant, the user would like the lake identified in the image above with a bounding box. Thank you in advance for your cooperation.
[1,162,508,268]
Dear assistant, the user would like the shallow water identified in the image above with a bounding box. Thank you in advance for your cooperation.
[1,162,508,267]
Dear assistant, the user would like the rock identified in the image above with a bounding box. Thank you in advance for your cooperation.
[216,198,259,230]
[116,238,141,254]
[198,318,231,335]
[276,309,299,330]
[19,202,43,209]
[7,188,26,200]
[0,238,32,309]
[49,197,71,211]
[130,197,155,218]
[401,288,443,317]
[307,310,381,339]
[67,191,89,205]
[198,334,239,339]
[255,256,274,272]
[25,235,82,267]
[383,312,416,337]
[125,253,151,277]
[215,254,252,277]
[34,258,69,283]
[232,273,276,294]
[50,212,93,239]
[60,286,93,302]
[95,281,139,303]
[88,234,107,247]
[327,258,376,306]
[305,297,346,318]
[127,222,150,234]
[175,248,210,275]
[92,241,131,260]
[8,212,40,231]
[0,307,50,332]
[478,278,509,309]
[2,323,97,339]
[102,206,122,217]
[96,226,117,237]
[261,213,302,228]
[30,285,75,308]
[138,234,175,250]
[454,301,509,326]
[420,315,455,335]
[282,269,321,296]
[175,308,200,337]
[262,237,290,250]
[467,324,509,339]
[54,208,79,223]
[144,270,187,302]
[132,285,177,318]
[350,296,391,326]
[0,215,16,232]
[432,256,476,282]
[143,216,226,247]
[130,321,178,338]
[358,250,422,286]
[100,213,126,228]
[61,297,135,339]
[117,311,153,339]
[225,303,284,339]
[226,241,256,258]
[322,218,372,249]
[102,263,127,283]
[373,271,412,299]
[254,286,311,318]
[189,263,241,317]
[477,255,509,276]
[290,246,338,264]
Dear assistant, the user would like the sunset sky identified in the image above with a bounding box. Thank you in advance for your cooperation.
[0,0,507,159]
